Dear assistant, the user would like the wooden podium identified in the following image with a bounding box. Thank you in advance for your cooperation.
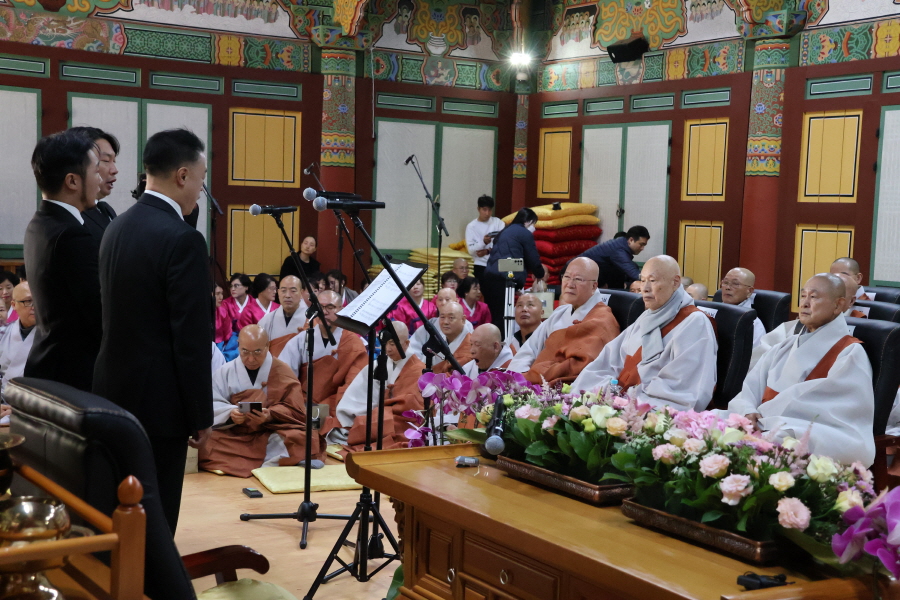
[346,445,884,600]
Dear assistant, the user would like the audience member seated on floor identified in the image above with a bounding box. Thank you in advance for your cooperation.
[836,273,867,318]
[0,282,36,398]
[463,324,513,377]
[238,273,279,330]
[458,277,491,327]
[440,271,459,292]
[198,325,313,478]
[629,280,644,294]
[725,274,874,466]
[213,282,231,345]
[308,272,327,293]
[279,290,368,422]
[329,322,426,451]
[408,289,472,359]
[221,273,251,335]
[0,300,7,341]
[452,257,470,281]
[326,269,357,307]
[686,283,708,301]
[0,271,19,331]
[720,268,765,348]
[573,256,718,411]
[388,279,437,334]
[831,257,868,300]
[211,342,226,374]
[427,301,473,374]
[257,275,308,357]
[509,293,543,353]
[509,258,619,386]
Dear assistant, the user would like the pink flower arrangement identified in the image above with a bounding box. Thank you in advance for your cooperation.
[698,454,730,479]
[777,497,811,530]
[719,474,753,506]
[651,444,681,465]
[515,405,542,422]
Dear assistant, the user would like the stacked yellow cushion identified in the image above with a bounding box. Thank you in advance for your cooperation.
[501,202,598,224]
[408,247,473,297]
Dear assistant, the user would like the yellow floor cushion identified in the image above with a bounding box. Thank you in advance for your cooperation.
[502,202,598,224]
[251,464,362,494]
[198,578,297,600]
[534,214,600,229]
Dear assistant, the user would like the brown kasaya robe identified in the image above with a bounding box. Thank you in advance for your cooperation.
[269,333,299,358]
[432,333,473,374]
[300,327,368,433]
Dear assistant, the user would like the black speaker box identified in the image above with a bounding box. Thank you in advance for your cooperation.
[607,35,650,63]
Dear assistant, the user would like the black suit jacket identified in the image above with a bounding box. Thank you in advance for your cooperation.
[82,200,117,244]
[93,194,213,438]
[24,201,102,391]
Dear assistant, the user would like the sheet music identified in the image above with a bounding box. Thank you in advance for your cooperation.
[336,262,426,332]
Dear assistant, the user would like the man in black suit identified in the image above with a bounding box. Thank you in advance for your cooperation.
[24,131,103,392]
[70,127,120,243]
[93,129,213,533]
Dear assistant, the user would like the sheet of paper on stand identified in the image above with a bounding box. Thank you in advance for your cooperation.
[334,262,427,335]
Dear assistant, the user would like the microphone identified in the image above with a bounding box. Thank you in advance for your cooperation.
[404,155,414,165]
[483,396,507,455]
[302,187,317,202]
[312,197,386,212]
[302,162,316,175]
[249,204,298,216]
[302,187,361,202]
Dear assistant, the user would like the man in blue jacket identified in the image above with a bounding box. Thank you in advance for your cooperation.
[578,225,650,290]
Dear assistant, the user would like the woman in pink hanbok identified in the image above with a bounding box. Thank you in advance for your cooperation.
[458,277,491,327]
[220,273,251,336]
[237,273,279,330]
[213,282,231,344]
[388,279,436,334]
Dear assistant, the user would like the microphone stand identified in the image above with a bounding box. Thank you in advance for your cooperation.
[408,156,448,290]
[240,211,350,550]
[306,164,345,272]
[202,184,227,286]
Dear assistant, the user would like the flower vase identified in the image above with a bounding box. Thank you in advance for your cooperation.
[423,34,457,86]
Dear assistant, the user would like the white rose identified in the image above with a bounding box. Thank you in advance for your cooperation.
[781,436,799,450]
[590,405,616,428]
[768,471,795,492]
[835,489,864,513]
[807,455,839,483]
[719,427,745,446]
[664,428,688,448]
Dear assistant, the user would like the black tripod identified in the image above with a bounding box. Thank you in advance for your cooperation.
[239,212,350,549]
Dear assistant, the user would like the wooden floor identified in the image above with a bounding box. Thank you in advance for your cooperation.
[175,466,398,600]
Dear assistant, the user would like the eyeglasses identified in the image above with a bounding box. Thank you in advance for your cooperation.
[561,275,597,285]
[239,348,265,356]
[720,279,750,289]
[231,283,245,289]
[321,304,338,312]
[12,299,33,308]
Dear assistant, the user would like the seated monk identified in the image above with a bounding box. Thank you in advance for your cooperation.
[685,283,708,301]
[719,268,765,347]
[725,274,874,465]
[572,256,718,411]
[629,280,644,294]
[427,302,473,374]
[257,275,308,357]
[464,324,513,377]
[408,288,472,359]
[508,257,619,385]
[211,342,226,374]
[279,290,368,426]
[509,293,542,354]
[0,282,36,422]
[831,257,869,301]
[336,322,426,452]
[199,325,313,477]
[836,273,867,318]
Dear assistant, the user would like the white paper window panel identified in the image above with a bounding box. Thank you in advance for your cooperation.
[581,126,623,245]
[145,102,210,240]
[623,123,670,259]
[0,89,39,246]
[873,109,900,283]
[439,125,497,243]
[70,96,140,220]
[374,120,437,250]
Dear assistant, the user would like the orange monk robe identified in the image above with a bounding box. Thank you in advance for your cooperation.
[298,328,368,421]
[432,333,473,374]
[269,333,299,358]
[199,355,313,478]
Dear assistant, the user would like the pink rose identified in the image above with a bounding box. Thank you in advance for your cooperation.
[651,443,682,465]
[569,405,591,423]
[719,474,753,506]
[777,497,811,530]
[542,415,559,431]
[682,438,706,455]
[699,454,730,479]
[726,413,755,434]
[514,405,542,422]
[612,397,629,409]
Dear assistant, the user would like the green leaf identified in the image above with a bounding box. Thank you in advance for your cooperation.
[736,512,749,532]
[525,440,551,456]
[600,473,631,483]
[556,433,575,459]
[569,430,593,462]
[445,429,486,444]
[701,510,725,524]
[611,451,638,472]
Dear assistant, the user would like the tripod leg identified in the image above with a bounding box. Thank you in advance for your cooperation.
[303,504,362,600]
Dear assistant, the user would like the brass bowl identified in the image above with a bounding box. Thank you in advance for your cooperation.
[0,497,71,573]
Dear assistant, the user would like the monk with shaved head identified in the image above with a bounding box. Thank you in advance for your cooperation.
[573,255,718,411]
[831,257,869,300]
[835,273,867,319]
[726,273,874,465]
[510,293,543,352]
[508,257,619,385]
[431,301,474,374]
[257,275,309,357]
[464,323,513,377]
[719,267,765,346]
[686,283,708,301]
[199,324,313,477]
[407,288,473,359]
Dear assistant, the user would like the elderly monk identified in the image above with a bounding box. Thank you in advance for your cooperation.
[198,325,312,477]
[573,256,718,411]
[835,273,867,318]
[509,293,542,353]
[452,258,470,281]
[337,322,427,452]
[508,257,619,385]
[720,268,765,347]
[428,302,473,374]
[279,290,368,419]
[686,283,708,301]
[211,342,226,374]
[258,275,308,357]
[408,288,472,358]
[681,276,694,289]
[629,280,644,294]
[0,282,36,397]
[831,257,869,301]
[726,274,874,465]
[464,324,514,377]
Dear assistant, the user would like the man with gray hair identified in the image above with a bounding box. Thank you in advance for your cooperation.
[719,267,765,347]
[725,273,874,465]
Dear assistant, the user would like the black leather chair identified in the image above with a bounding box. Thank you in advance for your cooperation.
[712,289,790,333]
[596,289,645,331]
[853,300,900,323]
[695,300,756,409]
[862,286,900,304]
[3,378,271,600]
[845,318,900,490]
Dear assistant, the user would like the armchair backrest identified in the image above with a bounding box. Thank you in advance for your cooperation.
[712,289,790,333]
[853,300,900,324]
[695,301,756,409]
[844,319,900,436]
[862,286,900,304]
[596,289,645,331]
[3,378,196,600]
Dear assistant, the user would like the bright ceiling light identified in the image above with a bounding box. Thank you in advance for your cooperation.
[510,52,532,66]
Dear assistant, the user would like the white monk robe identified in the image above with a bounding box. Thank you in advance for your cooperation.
[509,290,608,373]
[572,289,717,411]
[412,327,469,367]
[211,342,226,373]
[462,344,514,377]
[408,317,472,359]
[737,294,766,348]
[258,304,308,342]
[279,326,347,377]
[0,323,36,396]
[749,319,802,370]
[726,313,875,466]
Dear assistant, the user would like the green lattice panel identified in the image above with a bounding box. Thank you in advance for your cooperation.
[455,63,478,88]
[401,56,423,83]
[799,24,873,66]
[643,53,664,82]
[598,59,616,86]
[123,28,212,63]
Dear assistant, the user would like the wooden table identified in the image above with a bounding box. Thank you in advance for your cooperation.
[346,445,883,600]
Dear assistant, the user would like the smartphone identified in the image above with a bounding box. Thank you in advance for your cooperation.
[242,487,263,498]
[238,401,263,413]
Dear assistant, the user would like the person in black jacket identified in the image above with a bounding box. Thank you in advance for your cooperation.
[481,208,546,338]
[93,128,213,533]
[24,130,103,392]
[70,127,120,243]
